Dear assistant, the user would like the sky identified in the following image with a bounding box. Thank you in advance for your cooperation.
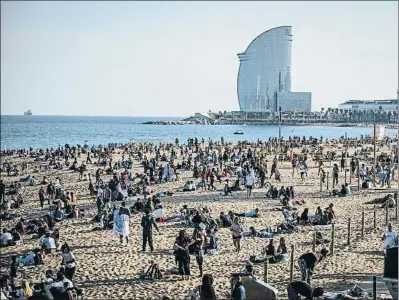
[1,1,398,117]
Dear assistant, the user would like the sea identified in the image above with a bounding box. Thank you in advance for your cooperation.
[1,115,397,150]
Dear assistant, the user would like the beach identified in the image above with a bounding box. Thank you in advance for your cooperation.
[0,138,398,300]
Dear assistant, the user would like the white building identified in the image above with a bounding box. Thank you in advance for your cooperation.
[338,99,398,112]
[237,26,311,112]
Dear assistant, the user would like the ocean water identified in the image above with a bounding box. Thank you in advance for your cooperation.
[1,115,397,150]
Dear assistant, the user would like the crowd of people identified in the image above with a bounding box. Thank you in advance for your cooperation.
[0,135,398,300]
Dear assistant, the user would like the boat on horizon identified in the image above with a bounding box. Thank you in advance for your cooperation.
[24,110,32,116]
[234,130,244,135]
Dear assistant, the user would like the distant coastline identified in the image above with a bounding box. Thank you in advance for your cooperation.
[142,120,398,129]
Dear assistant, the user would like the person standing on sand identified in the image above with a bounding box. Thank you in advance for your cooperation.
[230,217,244,253]
[245,171,254,199]
[39,187,45,209]
[298,249,328,284]
[141,209,160,252]
[119,202,131,245]
[0,180,5,204]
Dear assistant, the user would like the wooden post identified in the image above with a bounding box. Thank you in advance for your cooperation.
[347,218,351,245]
[345,169,347,184]
[312,231,316,252]
[319,175,322,192]
[263,257,268,283]
[373,205,377,229]
[330,224,335,255]
[332,171,335,189]
[361,209,365,238]
[372,276,377,300]
[350,167,352,184]
[327,172,329,190]
[385,205,389,226]
[289,245,295,283]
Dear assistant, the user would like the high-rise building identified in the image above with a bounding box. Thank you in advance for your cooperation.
[237,26,311,112]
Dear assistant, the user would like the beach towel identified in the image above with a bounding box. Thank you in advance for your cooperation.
[112,211,122,235]
[120,214,130,237]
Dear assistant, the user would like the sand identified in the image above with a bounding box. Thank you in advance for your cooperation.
[1,141,398,300]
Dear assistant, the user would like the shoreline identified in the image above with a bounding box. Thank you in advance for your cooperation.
[143,120,397,128]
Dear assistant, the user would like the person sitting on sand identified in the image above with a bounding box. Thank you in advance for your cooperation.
[287,281,324,300]
[219,212,232,227]
[297,208,310,225]
[182,181,194,192]
[40,232,56,254]
[262,239,277,257]
[0,228,14,247]
[15,218,27,234]
[324,203,336,224]
[315,231,330,245]
[224,183,232,196]
[234,208,259,218]
[381,194,396,209]
[192,211,205,227]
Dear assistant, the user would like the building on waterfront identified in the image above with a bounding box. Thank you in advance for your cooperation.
[338,99,398,113]
[237,26,311,113]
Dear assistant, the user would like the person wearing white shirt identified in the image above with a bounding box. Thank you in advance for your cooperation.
[41,233,56,253]
[245,173,254,199]
[97,186,103,199]
[236,166,242,179]
[0,228,13,246]
[382,223,398,250]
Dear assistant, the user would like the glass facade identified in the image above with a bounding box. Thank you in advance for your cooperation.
[237,26,293,112]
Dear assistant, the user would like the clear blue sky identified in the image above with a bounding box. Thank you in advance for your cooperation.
[1,1,397,116]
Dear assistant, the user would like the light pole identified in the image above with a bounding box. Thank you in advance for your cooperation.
[373,112,377,187]
[278,106,282,154]
[397,89,398,219]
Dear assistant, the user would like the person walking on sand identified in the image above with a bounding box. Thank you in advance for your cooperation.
[141,209,160,252]
[119,202,131,245]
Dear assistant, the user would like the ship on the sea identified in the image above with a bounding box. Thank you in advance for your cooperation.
[24,110,32,116]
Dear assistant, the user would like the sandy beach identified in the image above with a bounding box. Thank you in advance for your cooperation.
[0,140,398,300]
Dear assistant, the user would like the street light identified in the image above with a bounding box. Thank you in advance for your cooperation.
[278,106,282,154]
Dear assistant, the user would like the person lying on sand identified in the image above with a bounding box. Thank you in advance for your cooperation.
[234,208,259,218]
[287,281,324,300]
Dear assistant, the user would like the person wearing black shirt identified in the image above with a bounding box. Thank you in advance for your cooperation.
[10,255,18,286]
[141,210,160,252]
[287,281,324,300]
[298,249,328,284]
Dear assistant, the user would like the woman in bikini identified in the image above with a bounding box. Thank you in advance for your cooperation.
[230,217,244,253]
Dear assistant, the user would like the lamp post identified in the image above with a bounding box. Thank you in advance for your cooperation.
[373,112,377,187]
[278,106,282,154]
[397,89,398,219]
